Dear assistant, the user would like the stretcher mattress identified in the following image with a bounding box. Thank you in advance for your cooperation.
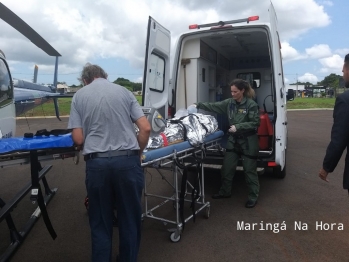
[142,130,224,163]
[0,134,74,155]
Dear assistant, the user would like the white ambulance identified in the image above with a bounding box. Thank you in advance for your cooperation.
[141,4,293,178]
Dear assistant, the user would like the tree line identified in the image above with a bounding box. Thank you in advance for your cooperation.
[289,73,344,89]
[67,77,142,92]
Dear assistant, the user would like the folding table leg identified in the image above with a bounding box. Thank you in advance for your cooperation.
[0,197,23,244]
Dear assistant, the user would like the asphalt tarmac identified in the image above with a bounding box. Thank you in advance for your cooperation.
[1,110,348,262]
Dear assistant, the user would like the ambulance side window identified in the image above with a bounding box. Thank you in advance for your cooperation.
[148,53,166,92]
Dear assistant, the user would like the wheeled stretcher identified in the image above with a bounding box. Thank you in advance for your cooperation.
[141,130,224,242]
[0,134,79,262]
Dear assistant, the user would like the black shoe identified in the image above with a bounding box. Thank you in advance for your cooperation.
[245,199,257,208]
[212,193,231,199]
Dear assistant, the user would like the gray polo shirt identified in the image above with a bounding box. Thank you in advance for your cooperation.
[68,78,144,155]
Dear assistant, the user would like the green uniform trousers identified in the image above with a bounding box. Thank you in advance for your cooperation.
[219,134,260,200]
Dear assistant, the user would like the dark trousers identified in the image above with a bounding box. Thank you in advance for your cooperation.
[220,135,259,200]
[85,155,144,262]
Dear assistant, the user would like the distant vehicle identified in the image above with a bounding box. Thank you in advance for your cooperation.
[142,3,290,178]
[287,89,295,101]
[57,87,68,94]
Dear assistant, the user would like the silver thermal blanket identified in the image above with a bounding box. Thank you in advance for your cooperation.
[146,113,218,149]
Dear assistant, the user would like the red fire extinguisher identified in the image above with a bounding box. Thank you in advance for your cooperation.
[258,112,273,150]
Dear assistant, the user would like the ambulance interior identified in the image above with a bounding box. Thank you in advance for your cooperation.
[175,27,276,151]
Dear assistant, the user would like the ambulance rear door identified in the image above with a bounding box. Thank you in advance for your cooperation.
[269,3,286,171]
[142,16,171,119]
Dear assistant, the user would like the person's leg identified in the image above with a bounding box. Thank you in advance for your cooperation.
[112,155,144,262]
[242,156,259,201]
[85,158,114,262]
[217,142,239,197]
[241,135,260,202]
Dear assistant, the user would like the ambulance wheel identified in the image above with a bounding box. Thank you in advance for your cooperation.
[170,232,181,243]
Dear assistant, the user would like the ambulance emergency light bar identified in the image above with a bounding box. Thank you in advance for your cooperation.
[189,16,259,30]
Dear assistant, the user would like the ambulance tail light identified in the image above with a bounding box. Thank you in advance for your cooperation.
[189,24,199,30]
[248,16,259,22]
[268,162,277,167]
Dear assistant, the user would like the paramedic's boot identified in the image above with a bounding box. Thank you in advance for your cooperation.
[212,193,231,199]
[245,199,257,208]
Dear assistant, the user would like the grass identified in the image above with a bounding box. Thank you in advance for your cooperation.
[18,98,72,117]
[136,95,142,104]
[18,95,335,117]
[286,97,335,110]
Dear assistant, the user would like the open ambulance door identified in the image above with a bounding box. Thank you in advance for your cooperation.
[142,16,171,120]
[269,3,286,177]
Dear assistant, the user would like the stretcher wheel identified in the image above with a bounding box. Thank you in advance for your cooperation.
[170,232,181,243]
[204,206,210,219]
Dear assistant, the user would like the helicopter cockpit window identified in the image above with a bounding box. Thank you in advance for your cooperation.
[0,58,13,106]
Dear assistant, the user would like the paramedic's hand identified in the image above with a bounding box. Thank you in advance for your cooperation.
[228,125,237,133]
[319,168,329,182]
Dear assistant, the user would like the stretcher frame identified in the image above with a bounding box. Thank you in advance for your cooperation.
[141,132,223,242]
[0,147,79,262]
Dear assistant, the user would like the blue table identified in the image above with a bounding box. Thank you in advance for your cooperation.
[0,134,78,261]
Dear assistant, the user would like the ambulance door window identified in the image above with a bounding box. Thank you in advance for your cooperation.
[148,53,165,92]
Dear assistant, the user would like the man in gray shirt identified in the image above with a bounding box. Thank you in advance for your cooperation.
[68,63,150,262]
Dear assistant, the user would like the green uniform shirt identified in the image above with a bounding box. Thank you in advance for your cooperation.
[196,97,260,133]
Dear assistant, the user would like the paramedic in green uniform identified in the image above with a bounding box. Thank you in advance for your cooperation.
[194,79,260,208]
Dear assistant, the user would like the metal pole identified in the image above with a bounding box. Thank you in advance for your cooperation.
[296,74,298,98]
[53,56,59,88]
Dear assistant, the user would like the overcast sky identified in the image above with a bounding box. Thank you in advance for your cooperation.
[1,0,348,85]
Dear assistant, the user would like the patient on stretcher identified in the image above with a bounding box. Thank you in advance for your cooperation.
[145,113,218,150]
